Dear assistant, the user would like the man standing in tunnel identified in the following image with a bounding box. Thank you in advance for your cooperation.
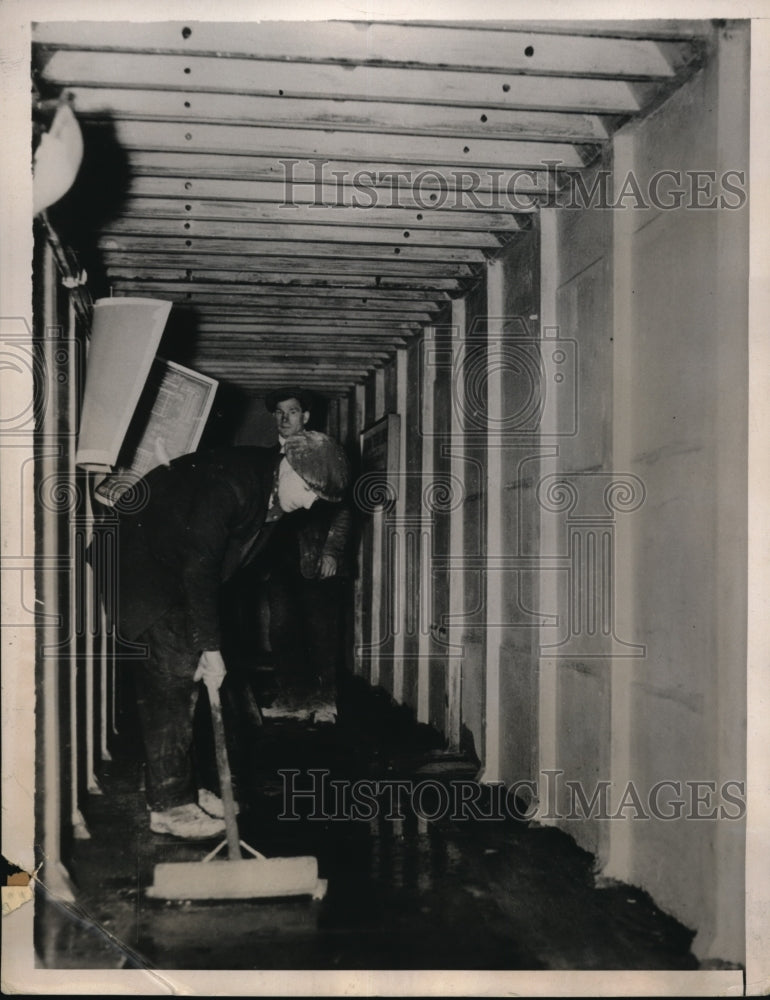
[263,387,353,725]
[113,431,350,839]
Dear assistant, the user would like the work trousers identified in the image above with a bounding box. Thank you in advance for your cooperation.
[133,605,200,811]
[267,571,343,698]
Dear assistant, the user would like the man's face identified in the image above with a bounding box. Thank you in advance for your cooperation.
[273,397,309,439]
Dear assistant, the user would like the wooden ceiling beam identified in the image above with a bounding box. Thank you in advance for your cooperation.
[121,291,441,311]
[195,325,412,339]
[105,266,463,291]
[168,307,433,323]
[91,119,588,171]
[33,22,683,78]
[195,346,403,357]
[100,218,504,250]
[469,20,710,40]
[192,317,417,329]
[194,345,396,355]
[97,242,485,270]
[122,174,550,213]
[202,357,376,368]
[39,50,643,112]
[203,372,370,379]
[216,372,362,380]
[215,384,365,392]
[205,365,368,374]
[121,290,438,312]
[111,280,450,303]
[204,356,376,367]
[115,197,526,233]
[193,353,387,366]
[124,153,562,197]
[99,235,485,263]
[204,380,366,390]
[68,87,610,143]
[200,367,374,378]
[195,331,398,355]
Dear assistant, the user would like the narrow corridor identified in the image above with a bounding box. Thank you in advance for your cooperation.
[36,670,699,972]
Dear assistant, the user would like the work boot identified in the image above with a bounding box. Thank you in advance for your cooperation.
[149,802,226,839]
[197,787,240,818]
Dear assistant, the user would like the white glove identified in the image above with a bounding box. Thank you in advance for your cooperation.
[194,649,226,692]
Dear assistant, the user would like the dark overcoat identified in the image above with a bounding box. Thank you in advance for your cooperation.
[115,447,280,647]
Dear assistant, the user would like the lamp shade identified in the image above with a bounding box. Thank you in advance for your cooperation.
[33,103,84,216]
[76,297,172,471]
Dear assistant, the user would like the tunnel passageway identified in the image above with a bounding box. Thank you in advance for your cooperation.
[36,670,699,973]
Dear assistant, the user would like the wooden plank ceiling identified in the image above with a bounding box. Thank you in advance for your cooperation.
[32,19,709,398]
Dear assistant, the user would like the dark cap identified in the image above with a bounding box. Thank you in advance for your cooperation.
[265,386,314,413]
[283,430,351,502]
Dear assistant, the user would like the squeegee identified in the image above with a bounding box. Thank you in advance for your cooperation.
[147,680,327,902]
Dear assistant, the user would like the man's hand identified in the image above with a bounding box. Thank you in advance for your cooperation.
[319,554,338,578]
[194,649,227,692]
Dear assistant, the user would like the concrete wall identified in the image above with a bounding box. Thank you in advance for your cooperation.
[348,25,748,966]
[612,28,747,964]
[546,25,748,965]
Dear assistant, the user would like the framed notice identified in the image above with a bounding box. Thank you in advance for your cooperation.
[94,358,218,506]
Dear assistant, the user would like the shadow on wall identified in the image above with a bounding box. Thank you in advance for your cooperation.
[158,308,253,450]
[197,381,253,450]
[44,115,132,296]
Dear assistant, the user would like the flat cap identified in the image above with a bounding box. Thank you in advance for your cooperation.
[265,386,314,413]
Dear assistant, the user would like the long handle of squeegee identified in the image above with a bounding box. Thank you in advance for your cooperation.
[205,678,242,861]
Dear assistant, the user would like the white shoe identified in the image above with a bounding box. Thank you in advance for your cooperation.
[261,698,311,720]
[311,704,337,725]
[197,787,240,819]
[262,706,311,720]
[149,803,226,839]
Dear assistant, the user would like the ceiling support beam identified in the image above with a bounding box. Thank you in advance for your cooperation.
[97,234,492,260]
[95,119,588,171]
[122,173,552,213]
[105,266,463,291]
[116,197,527,233]
[40,50,644,112]
[33,21,683,78]
[111,280,450,303]
[69,88,611,143]
[101,217,505,250]
[99,249,479,276]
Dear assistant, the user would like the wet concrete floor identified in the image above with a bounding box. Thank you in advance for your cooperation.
[36,674,699,972]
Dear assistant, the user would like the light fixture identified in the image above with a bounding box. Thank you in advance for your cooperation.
[32,102,84,216]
